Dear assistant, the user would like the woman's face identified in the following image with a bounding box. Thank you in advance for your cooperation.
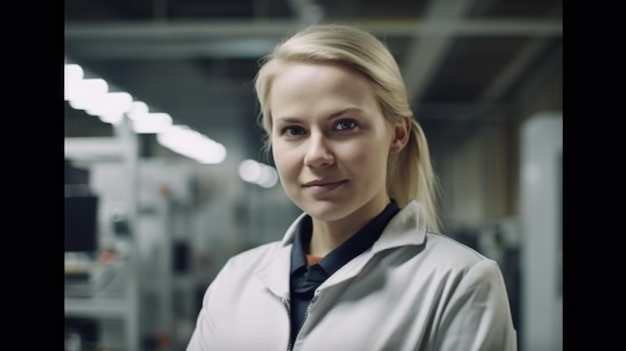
[269,62,396,223]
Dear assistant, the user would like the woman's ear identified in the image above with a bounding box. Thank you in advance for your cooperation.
[389,116,412,155]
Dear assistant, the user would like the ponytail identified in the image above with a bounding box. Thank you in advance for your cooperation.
[388,119,440,232]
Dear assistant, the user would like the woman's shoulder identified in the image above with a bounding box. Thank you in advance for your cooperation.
[420,231,495,271]
[223,240,288,269]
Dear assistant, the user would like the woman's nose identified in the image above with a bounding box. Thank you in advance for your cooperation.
[304,133,334,168]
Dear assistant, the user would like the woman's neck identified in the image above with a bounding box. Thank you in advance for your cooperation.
[308,197,390,257]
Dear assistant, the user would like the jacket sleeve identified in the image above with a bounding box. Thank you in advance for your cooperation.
[432,259,518,351]
[185,281,217,351]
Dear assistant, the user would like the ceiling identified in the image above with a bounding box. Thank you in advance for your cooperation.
[64,0,563,164]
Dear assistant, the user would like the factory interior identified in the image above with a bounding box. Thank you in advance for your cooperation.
[64,0,562,350]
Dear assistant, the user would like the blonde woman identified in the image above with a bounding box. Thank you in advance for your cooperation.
[187,24,517,351]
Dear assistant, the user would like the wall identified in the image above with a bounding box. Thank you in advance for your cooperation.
[434,61,562,232]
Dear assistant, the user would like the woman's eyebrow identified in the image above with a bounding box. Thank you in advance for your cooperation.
[274,107,365,124]
[273,116,302,124]
[326,107,364,120]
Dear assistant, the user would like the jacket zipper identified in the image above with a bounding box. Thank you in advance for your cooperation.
[289,292,319,351]
[280,297,294,351]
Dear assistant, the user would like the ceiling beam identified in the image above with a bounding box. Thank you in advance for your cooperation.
[66,38,281,59]
[401,0,477,107]
[65,18,561,40]
[64,18,561,60]
[480,38,554,103]
[478,2,563,104]
[415,102,507,120]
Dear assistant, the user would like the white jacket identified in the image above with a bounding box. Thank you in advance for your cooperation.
[186,201,517,351]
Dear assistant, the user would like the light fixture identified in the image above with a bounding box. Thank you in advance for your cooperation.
[86,92,134,125]
[64,59,229,165]
[157,125,226,164]
[68,78,109,111]
[238,159,278,188]
[132,112,173,134]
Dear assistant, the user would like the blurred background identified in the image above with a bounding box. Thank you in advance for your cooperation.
[64,0,562,350]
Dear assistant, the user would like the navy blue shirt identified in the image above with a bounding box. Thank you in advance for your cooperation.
[289,200,400,342]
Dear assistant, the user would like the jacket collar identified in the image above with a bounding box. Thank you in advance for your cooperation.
[371,200,427,252]
[255,200,427,298]
[280,200,426,250]
[280,212,307,246]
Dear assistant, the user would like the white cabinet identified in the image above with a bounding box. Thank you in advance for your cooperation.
[520,111,562,351]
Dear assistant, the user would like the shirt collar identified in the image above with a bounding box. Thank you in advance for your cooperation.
[290,200,400,275]
[290,215,312,274]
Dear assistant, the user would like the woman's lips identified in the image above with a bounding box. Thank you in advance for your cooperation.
[303,180,348,195]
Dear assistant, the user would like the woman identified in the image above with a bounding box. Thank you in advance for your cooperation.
[187,24,517,351]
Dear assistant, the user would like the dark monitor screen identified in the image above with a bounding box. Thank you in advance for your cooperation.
[65,195,99,252]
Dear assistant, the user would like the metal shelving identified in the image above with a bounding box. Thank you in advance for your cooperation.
[65,116,141,351]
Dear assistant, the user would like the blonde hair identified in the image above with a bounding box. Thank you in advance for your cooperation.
[254,24,441,232]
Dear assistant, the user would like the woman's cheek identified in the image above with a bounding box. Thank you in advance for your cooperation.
[342,142,378,165]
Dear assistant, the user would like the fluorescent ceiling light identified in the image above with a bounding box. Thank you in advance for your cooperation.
[157,125,226,164]
[238,159,278,188]
[128,101,150,121]
[68,78,109,111]
[132,112,173,134]
[86,92,133,119]
[98,113,125,125]
[64,58,228,165]
[64,64,84,101]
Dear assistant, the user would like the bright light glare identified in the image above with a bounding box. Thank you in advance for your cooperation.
[86,92,133,119]
[132,113,173,134]
[98,113,124,125]
[238,160,262,182]
[157,125,227,164]
[63,62,228,165]
[64,64,84,101]
[238,159,278,188]
[68,78,109,111]
[128,101,149,121]
[258,165,279,188]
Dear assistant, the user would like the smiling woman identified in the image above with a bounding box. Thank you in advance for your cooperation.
[268,62,400,232]
[186,24,518,351]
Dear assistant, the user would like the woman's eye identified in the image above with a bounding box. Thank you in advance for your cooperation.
[282,126,305,136]
[335,120,357,131]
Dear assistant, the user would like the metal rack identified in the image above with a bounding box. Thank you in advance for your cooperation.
[64,116,141,351]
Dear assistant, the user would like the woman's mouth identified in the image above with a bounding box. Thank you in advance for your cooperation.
[303,180,348,195]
